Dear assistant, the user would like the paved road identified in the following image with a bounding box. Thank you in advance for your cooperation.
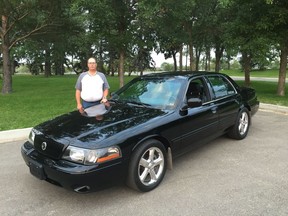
[231,76,281,82]
[1,110,288,216]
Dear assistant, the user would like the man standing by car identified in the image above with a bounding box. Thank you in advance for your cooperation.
[75,57,110,113]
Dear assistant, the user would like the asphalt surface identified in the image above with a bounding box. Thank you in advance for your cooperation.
[0,110,288,216]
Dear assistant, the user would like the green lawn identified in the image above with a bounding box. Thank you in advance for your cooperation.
[222,69,288,106]
[0,73,287,131]
[236,80,288,106]
[222,69,284,78]
[0,75,134,131]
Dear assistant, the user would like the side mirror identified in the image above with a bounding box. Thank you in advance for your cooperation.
[179,98,202,116]
[187,98,202,108]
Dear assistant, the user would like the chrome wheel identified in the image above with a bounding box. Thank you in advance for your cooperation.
[127,139,167,192]
[228,108,250,140]
[238,111,249,135]
[138,147,165,186]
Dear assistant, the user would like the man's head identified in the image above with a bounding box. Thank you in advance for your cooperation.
[87,57,97,72]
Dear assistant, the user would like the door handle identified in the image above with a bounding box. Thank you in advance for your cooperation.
[211,107,217,114]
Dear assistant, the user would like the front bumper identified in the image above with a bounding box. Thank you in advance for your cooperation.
[21,141,127,192]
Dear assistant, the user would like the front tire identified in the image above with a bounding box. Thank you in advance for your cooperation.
[228,107,250,140]
[127,139,167,192]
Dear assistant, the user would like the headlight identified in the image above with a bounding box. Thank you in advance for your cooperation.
[28,129,42,145]
[62,146,121,165]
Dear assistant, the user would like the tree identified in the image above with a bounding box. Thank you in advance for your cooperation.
[0,0,68,93]
[137,0,197,71]
[73,0,138,87]
[266,0,288,96]
[223,0,272,86]
[192,0,227,72]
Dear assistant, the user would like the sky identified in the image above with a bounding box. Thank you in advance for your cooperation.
[151,52,174,67]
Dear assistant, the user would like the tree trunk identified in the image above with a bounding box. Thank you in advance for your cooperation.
[189,43,195,71]
[185,45,189,71]
[277,44,287,96]
[10,58,16,75]
[179,45,183,71]
[1,44,12,94]
[54,51,65,75]
[1,15,12,94]
[205,47,210,71]
[173,52,177,71]
[187,28,195,71]
[227,55,231,70]
[242,51,251,87]
[215,45,224,73]
[109,59,115,76]
[195,48,201,71]
[45,49,52,77]
[119,49,125,88]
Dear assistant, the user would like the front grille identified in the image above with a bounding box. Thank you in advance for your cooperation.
[34,135,67,160]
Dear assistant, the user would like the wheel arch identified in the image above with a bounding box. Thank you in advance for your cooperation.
[131,134,173,170]
[131,134,171,152]
[242,103,253,123]
[239,103,252,118]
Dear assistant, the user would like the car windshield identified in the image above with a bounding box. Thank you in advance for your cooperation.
[113,77,184,109]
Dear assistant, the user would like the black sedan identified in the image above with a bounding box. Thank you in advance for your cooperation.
[21,72,259,193]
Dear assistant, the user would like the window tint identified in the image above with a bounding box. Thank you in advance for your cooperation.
[186,78,208,103]
[207,75,236,99]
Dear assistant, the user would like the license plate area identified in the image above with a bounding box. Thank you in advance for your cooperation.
[29,160,46,180]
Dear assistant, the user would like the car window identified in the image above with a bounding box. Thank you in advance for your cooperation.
[186,78,208,103]
[207,75,236,99]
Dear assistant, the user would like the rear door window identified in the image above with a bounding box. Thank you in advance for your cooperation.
[207,75,236,99]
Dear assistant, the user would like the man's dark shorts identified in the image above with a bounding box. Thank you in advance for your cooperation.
[82,100,101,109]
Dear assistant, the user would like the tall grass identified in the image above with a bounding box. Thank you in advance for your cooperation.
[0,73,287,131]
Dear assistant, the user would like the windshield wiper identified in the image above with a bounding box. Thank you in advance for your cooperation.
[125,100,151,108]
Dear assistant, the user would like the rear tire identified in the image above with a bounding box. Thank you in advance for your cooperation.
[127,139,167,192]
[228,108,250,140]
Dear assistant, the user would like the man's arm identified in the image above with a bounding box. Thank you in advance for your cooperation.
[101,88,109,103]
[75,89,84,113]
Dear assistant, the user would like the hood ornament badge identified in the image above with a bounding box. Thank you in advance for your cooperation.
[41,142,47,151]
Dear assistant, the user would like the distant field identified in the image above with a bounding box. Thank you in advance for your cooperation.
[221,69,282,78]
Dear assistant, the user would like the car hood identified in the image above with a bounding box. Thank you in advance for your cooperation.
[34,102,169,148]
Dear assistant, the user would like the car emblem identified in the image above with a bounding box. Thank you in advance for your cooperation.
[41,142,47,150]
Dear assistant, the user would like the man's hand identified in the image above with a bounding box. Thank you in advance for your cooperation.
[101,97,108,103]
[77,103,84,114]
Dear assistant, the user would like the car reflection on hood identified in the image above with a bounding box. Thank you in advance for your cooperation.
[82,102,111,119]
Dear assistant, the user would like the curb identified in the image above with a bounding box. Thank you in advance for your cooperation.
[259,103,288,115]
[0,103,288,144]
[0,127,32,144]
